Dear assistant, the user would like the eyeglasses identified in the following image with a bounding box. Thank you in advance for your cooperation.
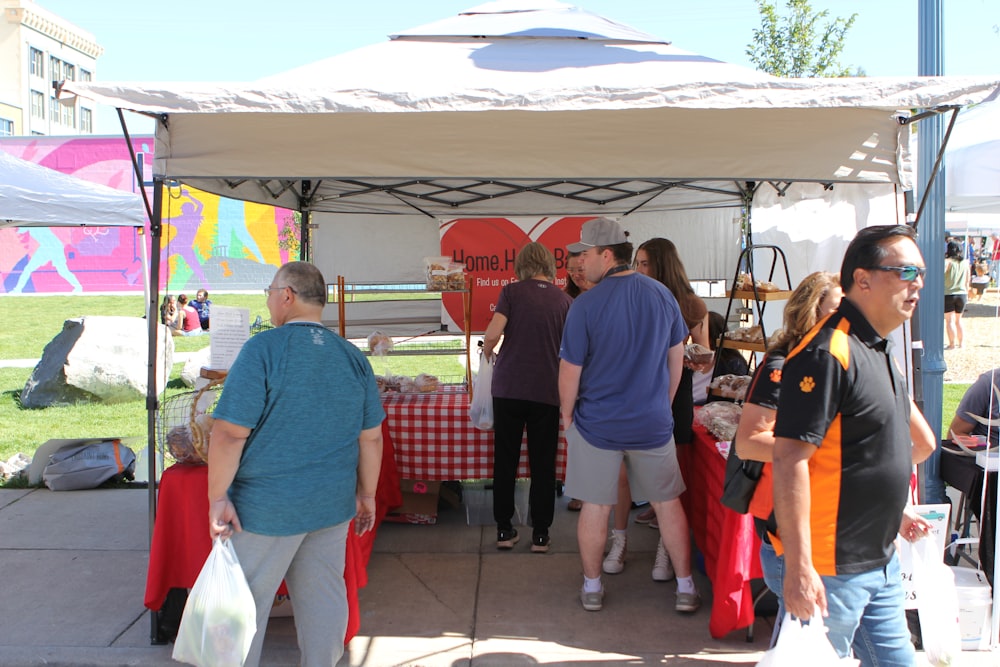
[869,265,927,282]
[263,285,298,296]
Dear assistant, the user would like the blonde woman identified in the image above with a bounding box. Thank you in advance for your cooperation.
[733,271,842,644]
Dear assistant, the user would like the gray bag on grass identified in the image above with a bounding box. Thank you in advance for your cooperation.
[42,440,136,491]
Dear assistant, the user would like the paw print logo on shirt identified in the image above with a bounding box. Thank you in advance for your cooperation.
[799,376,816,393]
[769,369,782,384]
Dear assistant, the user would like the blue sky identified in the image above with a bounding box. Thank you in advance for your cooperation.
[35,0,1000,133]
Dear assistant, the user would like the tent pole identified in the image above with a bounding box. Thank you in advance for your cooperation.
[299,180,312,262]
[146,176,164,644]
[913,0,948,506]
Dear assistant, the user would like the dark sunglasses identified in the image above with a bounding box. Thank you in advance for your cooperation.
[869,265,927,282]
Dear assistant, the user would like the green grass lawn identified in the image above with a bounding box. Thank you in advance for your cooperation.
[1,294,966,486]
[941,382,971,439]
[0,294,467,480]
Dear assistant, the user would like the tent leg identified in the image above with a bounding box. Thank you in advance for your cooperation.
[146,178,164,644]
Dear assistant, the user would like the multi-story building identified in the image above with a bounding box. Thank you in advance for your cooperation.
[0,0,101,136]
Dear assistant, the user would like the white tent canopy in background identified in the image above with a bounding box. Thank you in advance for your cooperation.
[0,151,145,229]
[946,99,1000,215]
[65,0,999,219]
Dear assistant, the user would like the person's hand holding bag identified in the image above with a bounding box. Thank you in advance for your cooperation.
[756,609,859,667]
[172,537,257,667]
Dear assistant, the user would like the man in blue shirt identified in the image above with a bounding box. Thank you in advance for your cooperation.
[558,217,698,613]
[191,289,211,330]
[208,261,384,667]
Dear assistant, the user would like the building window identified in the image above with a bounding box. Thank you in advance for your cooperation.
[0,118,13,136]
[30,47,44,77]
[61,101,75,128]
[80,69,92,82]
[49,56,62,81]
[80,107,92,133]
[30,90,45,118]
[50,96,59,121]
[64,63,75,81]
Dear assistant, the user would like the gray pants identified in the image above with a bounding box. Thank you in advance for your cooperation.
[232,521,350,667]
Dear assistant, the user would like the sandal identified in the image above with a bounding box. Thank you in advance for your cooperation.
[567,498,583,511]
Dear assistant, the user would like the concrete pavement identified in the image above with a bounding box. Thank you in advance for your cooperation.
[0,485,994,666]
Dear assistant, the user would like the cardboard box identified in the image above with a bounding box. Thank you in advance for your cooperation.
[384,479,441,525]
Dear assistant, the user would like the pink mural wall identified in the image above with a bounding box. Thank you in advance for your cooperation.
[0,136,294,294]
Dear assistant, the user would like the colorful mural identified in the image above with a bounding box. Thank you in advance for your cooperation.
[0,136,293,294]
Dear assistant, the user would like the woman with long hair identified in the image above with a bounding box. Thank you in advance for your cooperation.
[944,240,970,350]
[733,271,843,643]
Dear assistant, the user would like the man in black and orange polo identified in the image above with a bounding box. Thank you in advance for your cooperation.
[771,225,937,666]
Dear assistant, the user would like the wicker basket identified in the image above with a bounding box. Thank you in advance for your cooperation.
[157,373,226,464]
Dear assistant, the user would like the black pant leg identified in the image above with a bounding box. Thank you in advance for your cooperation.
[524,401,559,532]
[492,397,526,530]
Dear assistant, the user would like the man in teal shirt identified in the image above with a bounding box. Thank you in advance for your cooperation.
[209,261,384,667]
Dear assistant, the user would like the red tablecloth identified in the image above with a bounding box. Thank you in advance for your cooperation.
[144,421,402,644]
[381,390,567,480]
[677,418,763,639]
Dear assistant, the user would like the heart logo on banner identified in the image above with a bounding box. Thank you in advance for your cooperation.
[440,217,594,331]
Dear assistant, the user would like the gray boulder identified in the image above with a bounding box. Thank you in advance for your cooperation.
[21,316,174,408]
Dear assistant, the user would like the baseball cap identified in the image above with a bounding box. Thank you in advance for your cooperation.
[567,217,628,252]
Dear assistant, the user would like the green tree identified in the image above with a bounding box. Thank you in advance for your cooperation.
[747,0,861,77]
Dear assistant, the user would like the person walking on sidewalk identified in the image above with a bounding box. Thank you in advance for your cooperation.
[944,240,970,349]
[208,261,384,667]
[558,217,699,614]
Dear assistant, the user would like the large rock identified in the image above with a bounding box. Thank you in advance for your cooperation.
[21,316,174,408]
[180,346,212,388]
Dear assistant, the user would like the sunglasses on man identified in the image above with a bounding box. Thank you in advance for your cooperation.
[869,265,926,282]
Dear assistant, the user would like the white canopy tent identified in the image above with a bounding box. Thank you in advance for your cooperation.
[65,1,999,218]
[946,99,1000,214]
[62,1,1000,643]
[0,150,145,229]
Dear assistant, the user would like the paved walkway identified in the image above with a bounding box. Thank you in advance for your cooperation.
[0,485,995,666]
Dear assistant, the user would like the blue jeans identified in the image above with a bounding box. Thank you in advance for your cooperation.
[759,540,785,648]
[821,552,914,666]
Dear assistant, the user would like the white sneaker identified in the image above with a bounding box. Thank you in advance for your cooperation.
[602,533,627,574]
[652,540,675,581]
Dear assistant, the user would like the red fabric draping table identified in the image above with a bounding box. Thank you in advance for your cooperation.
[144,421,402,644]
[381,389,567,481]
[677,416,763,639]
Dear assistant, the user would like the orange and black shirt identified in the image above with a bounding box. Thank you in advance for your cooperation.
[773,299,911,576]
[744,350,785,534]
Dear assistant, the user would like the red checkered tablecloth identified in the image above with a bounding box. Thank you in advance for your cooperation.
[382,389,567,481]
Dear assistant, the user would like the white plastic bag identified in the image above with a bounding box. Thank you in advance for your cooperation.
[756,611,859,667]
[172,537,257,667]
[912,536,962,666]
[469,351,494,430]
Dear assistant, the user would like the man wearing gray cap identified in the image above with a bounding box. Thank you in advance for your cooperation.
[558,217,700,613]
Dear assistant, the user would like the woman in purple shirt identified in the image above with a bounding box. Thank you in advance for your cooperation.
[483,242,573,553]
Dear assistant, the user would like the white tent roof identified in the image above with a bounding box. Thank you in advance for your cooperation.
[946,99,1000,214]
[0,151,146,228]
[64,1,1000,217]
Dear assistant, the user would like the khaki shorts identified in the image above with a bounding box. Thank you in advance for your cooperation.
[563,422,686,505]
